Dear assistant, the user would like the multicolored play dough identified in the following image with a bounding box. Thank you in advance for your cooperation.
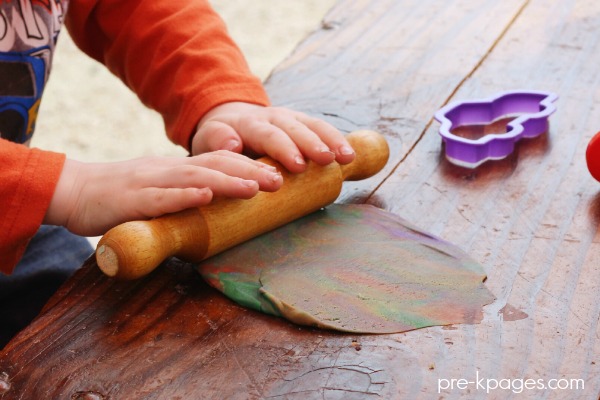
[197,204,494,333]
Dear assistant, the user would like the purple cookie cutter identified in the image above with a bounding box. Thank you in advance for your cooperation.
[434,90,558,168]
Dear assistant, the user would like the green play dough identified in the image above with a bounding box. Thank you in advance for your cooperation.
[197,204,494,333]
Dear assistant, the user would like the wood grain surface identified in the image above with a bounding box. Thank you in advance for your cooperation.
[1,0,599,399]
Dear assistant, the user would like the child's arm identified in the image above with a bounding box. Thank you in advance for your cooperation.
[0,140,66,274]
[65,0,354,172]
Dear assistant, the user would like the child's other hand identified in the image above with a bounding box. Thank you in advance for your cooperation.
[44,151,282,236]
[191,102,356,173]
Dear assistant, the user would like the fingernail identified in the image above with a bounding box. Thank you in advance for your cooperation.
[318,146,335,157]
[240,179,257,188]
[295,155,306,165]
[197,187,212,197]
[261,163,278,172]
[339,145,355,156]
[271,172,283,184]
[224,140,240,151]
[195,188,212,200]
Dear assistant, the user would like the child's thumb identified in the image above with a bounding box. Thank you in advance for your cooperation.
[191,120,243,155]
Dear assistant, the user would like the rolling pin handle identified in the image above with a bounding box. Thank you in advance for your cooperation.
[342,130,390,181]
[96,209,208,280]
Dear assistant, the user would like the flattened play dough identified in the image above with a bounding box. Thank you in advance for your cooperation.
[197,204,494,333]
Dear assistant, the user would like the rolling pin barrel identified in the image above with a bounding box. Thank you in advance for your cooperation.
[96,130,389,279]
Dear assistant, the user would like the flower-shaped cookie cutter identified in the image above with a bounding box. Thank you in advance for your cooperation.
[434,90,558,168]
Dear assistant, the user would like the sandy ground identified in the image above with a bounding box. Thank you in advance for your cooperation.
[31,1,335,161]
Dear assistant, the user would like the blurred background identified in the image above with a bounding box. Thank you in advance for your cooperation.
[31,1,336,161]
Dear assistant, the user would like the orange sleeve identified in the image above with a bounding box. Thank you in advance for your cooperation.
[64,0,271,150]
[0,139,66,275]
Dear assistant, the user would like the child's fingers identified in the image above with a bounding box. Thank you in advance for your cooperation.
[138,166,261,199]
[232,109,354,169]
[189,150,275,171]
[237,123,309,174]
[269,116,336,166]
[192,120,244,155]
[298,116,356,165]
[136,187,214,217]
[134,152,282,192]
[191,103,354,172]
[187,152,283,191]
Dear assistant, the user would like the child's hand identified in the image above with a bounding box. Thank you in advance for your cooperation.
[191,102,356,173]
[44,151,283,236]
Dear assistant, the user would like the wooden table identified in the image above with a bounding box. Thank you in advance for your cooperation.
[2,0,599,398]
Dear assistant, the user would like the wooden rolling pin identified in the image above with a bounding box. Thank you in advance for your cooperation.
[96,130,389,279]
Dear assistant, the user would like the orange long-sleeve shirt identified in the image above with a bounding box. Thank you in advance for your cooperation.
[0,0,270,274]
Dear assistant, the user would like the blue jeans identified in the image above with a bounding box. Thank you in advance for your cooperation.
[0,226,93,348]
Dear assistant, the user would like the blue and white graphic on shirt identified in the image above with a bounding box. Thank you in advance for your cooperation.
[0,0,66,143]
